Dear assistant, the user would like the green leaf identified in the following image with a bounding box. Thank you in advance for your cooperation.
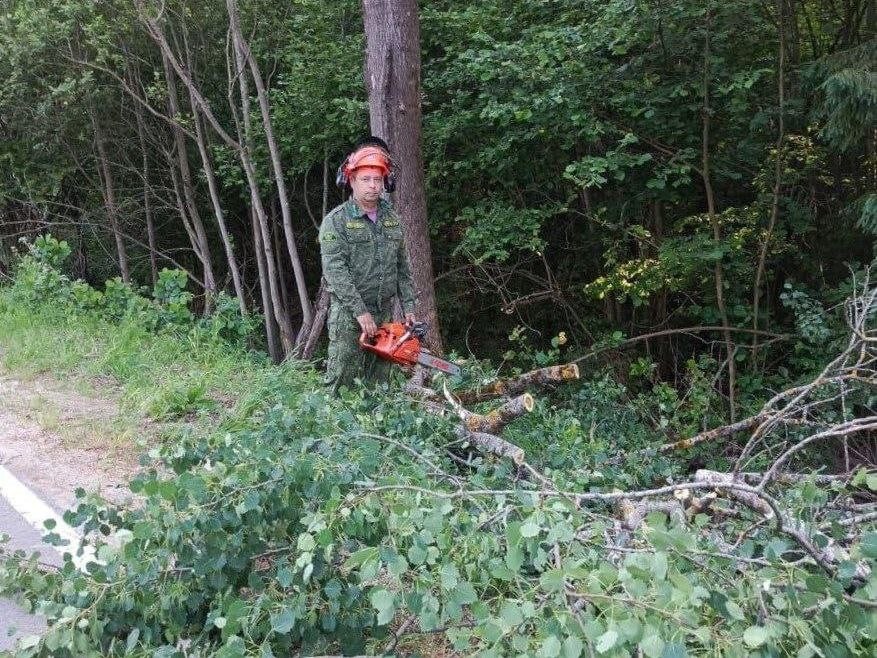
[743,626,769,648]
[440,563,460,590]
[126,628,140,652]
[407,544,427,565]
[276,566,294,588]
[540,568,566,592]
[370,588,395,625]
[538,635,562,658]
[860,532,877,559]
[520,518,540,538]
[661,643,688,658]
[725,599,745,620]
[563,636,584,658]
[596,630,618,653]
[640,633,665,658]
[345,546,379,569]
[270,609,295,634]
[500,601,523,628]
[651,552,668,580]
[297,532,315,552]
[452,581,478,605]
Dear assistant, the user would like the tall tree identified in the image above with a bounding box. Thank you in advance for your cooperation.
[361,0,443,353]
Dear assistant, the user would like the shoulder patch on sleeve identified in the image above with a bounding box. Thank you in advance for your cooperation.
[321,231,338,242]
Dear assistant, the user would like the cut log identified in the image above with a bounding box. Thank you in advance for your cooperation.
[456,428,525,464]
[405,366,437,400]
[445,384,535,435]
[455,363,580,404]
[693,469,774,517]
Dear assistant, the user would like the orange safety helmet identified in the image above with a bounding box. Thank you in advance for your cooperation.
[343,145,391,178]
[336,137,397,192]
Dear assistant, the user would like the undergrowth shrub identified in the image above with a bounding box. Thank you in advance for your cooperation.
[8,235,255,344]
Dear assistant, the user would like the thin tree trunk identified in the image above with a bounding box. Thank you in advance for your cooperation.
[752,0,786,357]
[184,40,247,315]
[303,168,318,230]
[226,0,312,328]
[134,93,158,287]
[701,10,736,421]
[90,106,130,284]
[322,146,330,219]
[166,147,205,263]
[299,279,330,359]
[230,28,294,353]
[252,207,281,362]
[362,0,443,353]
[140,6,293,351]
[162,51,217,305]
[272,200,291,318]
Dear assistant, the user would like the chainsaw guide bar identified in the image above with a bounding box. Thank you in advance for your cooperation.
[359,322,462,377]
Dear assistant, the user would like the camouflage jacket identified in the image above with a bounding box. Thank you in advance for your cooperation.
[318,197,417,317]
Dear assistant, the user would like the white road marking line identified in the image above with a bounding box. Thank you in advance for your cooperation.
[0,465,96,571]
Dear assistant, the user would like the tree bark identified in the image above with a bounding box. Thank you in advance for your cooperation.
[228,25,295,354]
[361,0,443,353]
[140,5,295,351]
[133,92,158,287]
[454,364,580,405]
[299,278,330,359]
[90,105,130,284]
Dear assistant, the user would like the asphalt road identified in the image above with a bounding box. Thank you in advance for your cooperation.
[0,492,58,653]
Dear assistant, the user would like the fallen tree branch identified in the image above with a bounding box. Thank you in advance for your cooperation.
[454,363,580,405]
[572,326,790,365]
[444,383,535,435]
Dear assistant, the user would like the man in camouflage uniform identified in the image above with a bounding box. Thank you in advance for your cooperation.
[319,140,417,394]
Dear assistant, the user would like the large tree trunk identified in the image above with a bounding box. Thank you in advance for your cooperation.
[90,106,130,284]
[361,0,443,354]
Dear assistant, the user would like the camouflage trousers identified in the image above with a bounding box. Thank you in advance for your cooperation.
[324,297,395,395]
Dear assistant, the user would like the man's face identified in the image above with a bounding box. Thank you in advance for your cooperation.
[350,166,385,206]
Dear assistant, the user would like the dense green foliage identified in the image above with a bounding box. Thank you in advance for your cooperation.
[1,238,876,657]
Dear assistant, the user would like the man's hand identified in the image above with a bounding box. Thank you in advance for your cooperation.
[404,312,416,325]
[357,312,377,339]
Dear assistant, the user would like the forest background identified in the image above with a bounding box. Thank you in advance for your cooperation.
[0,0,872,380]
[0,0,876,656]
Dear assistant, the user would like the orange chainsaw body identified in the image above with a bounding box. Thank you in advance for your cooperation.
[360,322,422,368]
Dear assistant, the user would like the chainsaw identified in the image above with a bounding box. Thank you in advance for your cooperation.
[359,321,462,376]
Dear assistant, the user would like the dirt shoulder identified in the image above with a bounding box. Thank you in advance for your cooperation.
[0,371,143,511]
